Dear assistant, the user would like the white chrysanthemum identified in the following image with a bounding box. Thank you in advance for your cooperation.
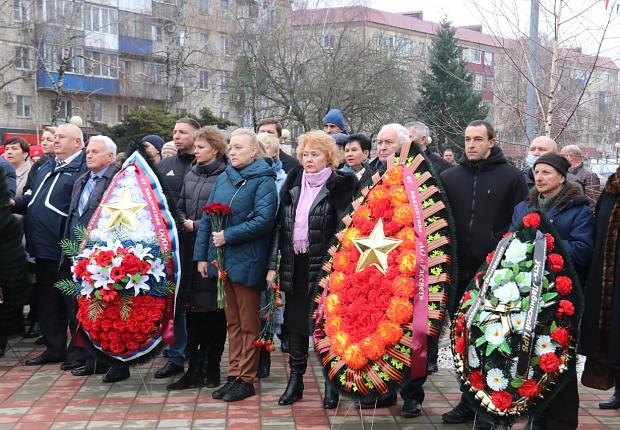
[468,345,480,368]
[504,239,529,264]
[535,335,554,356]
[493,282,520,304]
[485,323,505,345]
[510,311,526,333]
[486,368,509,391]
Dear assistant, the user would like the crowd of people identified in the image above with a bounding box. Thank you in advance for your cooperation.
[0,109,618,430]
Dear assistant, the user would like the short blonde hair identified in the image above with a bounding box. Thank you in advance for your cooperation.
[230,128,265,160]
[257,132,281,159]
[194,126,227,157]
[296,130,339,170]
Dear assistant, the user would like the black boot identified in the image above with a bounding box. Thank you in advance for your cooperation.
[257,348,271,379]
[204,310,226,388]
[278,333,308,406]
[323,380,339,409]
[600,389,620,409]
[167,347,203,390]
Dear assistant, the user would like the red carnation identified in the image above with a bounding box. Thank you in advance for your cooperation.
[555,276,573,296]
[110,266,125,282]
[95,250,115,267]
[551,327,570,347]
[73,259,89,279]
[539,352,561,373]
[486,251,494,264]
[545,233,555,251]
[491,390,513,410]
[523,213,541,229]
[555,300,575,319]
[202,203,231,215]
[463,291,472,303]
[139,261,151,275]
[121,254,141,275]
[454,315,466,335]
[469,370,485,390]
[517,379,539,398]
[455,337,465,355]
[547,254,564,273]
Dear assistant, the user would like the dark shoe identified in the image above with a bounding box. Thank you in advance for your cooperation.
[280,337,290,353]
[162,349,169,358]
[442,398,474,423]
[71,362,109,376]
[34,336,45,345]
[222,379,255,402]
[60,360,85,371]
[154,361,184,379]
[401,398,423,418]
[357,393,397,409]
[257,349,271,379]
[323,382,339,409]
[23,323,41,339]
[278,374,304,405]
[25,353,63,366]
[427,362,438,375]
[205,363,221,388]
[102,366,130,383]
[212,377,238,399]
[167,364,204,390]
[599,391,620,409]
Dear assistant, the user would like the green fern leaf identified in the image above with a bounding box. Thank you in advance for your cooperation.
[54,279,81,296]
[88,300,105,321]
[119,295,133,321]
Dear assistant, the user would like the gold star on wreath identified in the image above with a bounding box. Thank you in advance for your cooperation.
[352,218,402,274]
[101,187,146,231]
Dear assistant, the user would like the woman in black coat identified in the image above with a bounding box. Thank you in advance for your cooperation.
[267,131,357,407]
[579,165,620,410]
[168,126,227,390]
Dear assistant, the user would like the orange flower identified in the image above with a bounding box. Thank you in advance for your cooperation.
[324,315,341,337]
[389,185,408,205]
[329,272,346,293]
[352,205,371,223]
[325,294,339,315]
[342,227,361,249]
[393,275,414,298]
[393,204,413,225]
[333,250,350,272]
[331,332,349,356]
[386,297,413,325]
[378,321,403,345]
[399,251,417,276]
[367,186,389,205]
[396,227,416,248]
[342,344,368,369]
[382,166,403,186]
[360,336,385,361]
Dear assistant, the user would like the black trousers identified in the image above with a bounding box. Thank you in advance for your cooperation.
[35,258,68,359]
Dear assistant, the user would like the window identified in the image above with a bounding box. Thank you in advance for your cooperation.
[151,25,162,42]
[16,95,32,118]
[320,34,335,49]
[15,47,31,70]
[83,4,118,35]
[51,99,73,121]
[220,33,231,55]
[199,0,208,14]
[41,0,83,26]
[117,104,129,122]
[484,51,493,66]
[220,111,229,120]
[471,49,482,64]
[70,47,84,73]
[199,70,209,90]
[473,74,483,91]
[220,0,229,12]
[90,100,103,122]
[83,51,118,78]
[14,0,27,22]
[199,32,209,50]
[220,71,230,92]
[178,30,186,47]
[144,62,165,84]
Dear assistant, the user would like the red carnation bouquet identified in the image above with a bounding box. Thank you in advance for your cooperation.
[202,202,231,309]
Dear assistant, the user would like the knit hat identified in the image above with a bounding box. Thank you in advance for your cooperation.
[332,133,348,148]
[29,145,44,158]
[533,153,570,178]
[322,108,347,134]
[141,134,165,154]
[162,141,177,157]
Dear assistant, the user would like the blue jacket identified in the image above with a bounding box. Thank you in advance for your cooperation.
[511,183,594,274]
[194,157,278,289]
[14,150,88,260]
[0,158,16,198]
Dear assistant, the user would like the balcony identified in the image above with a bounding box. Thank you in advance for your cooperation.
[120,80,167,100]
[119,36,153,56]
[36,70,120,96]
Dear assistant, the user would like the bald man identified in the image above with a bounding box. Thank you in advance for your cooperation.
[523,136,584,191]
[14,123,88,367]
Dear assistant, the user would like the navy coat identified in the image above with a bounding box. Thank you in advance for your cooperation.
[14,150,88,260]
[0,158,16,198]
[193,158,278,289]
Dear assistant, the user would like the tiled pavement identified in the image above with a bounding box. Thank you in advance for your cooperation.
[1,337,619,430]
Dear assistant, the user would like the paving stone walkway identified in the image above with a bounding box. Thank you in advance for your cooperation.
[0,336,619,429]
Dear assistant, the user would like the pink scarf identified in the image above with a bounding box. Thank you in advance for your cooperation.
[293,167,333,253]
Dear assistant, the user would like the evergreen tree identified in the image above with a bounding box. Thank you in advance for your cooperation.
[416,19,489,151]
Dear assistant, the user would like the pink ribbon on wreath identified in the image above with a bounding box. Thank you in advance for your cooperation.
[403,166,429,380]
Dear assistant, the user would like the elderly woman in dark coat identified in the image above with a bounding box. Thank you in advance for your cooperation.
[267,131,357,408]
[168,127,227,390]
[511,153,594,430]
[579,165,620,410]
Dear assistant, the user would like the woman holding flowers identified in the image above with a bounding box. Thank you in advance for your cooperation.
[194,129,278,402]
[511,152,593,429]
[169,126,227,390]
[267,131,357,407]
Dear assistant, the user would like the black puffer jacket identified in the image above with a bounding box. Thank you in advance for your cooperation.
[158,152,195,201]
[269,166,357,294]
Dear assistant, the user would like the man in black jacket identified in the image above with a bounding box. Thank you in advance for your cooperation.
[154,117,198,379]
[440,120,528,426]
[257,118,299,173]
[405,121,453,174]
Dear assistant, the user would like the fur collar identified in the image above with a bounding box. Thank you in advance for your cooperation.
[527,181,588,211]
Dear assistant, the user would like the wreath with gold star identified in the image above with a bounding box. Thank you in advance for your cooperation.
[311,144,456,399]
